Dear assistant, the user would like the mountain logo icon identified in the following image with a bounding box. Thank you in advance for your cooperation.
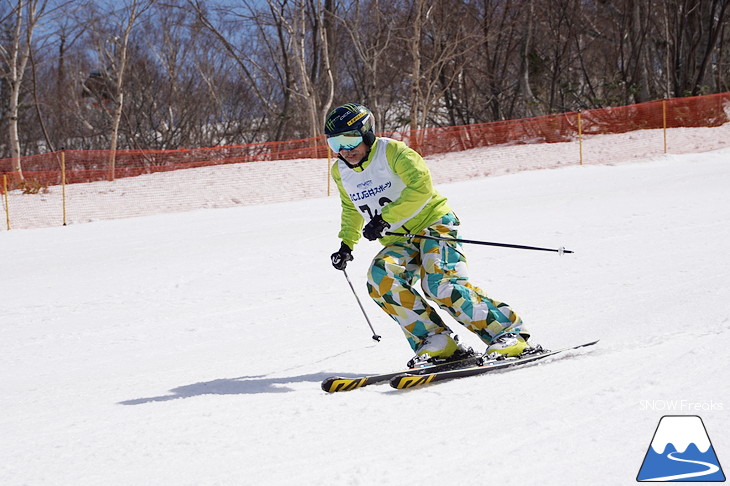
[637,415,726,482]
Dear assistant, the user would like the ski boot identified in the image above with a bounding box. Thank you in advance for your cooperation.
[407,333,475,368]
[485,333,532,359]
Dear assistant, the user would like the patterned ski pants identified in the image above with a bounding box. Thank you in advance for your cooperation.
[367,213,527,352]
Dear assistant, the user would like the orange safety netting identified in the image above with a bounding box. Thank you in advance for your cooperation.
[1,92,728,189]
[0,139,330,188]
[1,92,728,230]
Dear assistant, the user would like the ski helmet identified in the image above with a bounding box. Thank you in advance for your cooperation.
[324,103,376,149]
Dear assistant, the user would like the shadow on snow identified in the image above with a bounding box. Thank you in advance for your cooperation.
[118,371,362,405]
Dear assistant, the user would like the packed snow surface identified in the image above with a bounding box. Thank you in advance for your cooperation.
[2,133,729,485]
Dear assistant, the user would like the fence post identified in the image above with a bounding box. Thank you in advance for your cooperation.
[108,149,116,182]
[662,99,668,153]
[327,146,331,197]
[3,174,9,230]
[578,111,583,165]
[61,148,67,226]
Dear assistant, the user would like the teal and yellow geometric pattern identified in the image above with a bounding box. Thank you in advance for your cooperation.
[366,213,527,352]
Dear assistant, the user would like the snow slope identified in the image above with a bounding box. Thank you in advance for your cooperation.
[1,141,729,485]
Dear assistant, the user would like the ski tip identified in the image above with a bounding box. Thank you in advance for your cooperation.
[321,377,368,393]
[321,377,342,393]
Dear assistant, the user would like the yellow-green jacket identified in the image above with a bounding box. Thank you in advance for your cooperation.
[332,137,452,248]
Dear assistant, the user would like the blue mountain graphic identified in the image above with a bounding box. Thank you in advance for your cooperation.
[638,442,726,482]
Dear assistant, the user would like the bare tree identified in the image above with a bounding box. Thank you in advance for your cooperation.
[2,0,730,162]
[265,0,334,138]
[187,0,286,137]
[335,0,403,130]
[31,2,87,153]
[477,0,527,121]
[0,0,48,178]
[669,0,730,96]
[404,0,486,134]
[119,1,242,149]
[85,0,154,179]
[518,0,540,115]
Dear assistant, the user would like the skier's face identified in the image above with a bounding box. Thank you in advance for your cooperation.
[339,142,369,167]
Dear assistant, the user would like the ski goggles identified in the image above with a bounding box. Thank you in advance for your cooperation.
[326,130,363,153]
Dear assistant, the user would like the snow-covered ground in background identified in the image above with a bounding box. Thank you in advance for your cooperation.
[4,122,728,229]
[1,131,729,485]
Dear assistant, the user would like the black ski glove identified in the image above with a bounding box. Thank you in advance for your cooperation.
[330,242,353,270]
[362,214,391,241]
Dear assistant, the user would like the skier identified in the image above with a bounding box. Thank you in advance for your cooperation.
[326,103,533,365]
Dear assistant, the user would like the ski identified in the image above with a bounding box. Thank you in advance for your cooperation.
[390,340,599,389]
[321,354,481,393]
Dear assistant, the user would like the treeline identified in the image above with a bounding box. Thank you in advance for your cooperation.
[1,0,729,163]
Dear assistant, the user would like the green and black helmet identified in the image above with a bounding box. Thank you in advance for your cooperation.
[324,103,376,152]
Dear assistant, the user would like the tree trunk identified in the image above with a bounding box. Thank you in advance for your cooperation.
[5,1,37,180]
[105,0,153,180]
[519,0,539,116]
[409,0,424,146]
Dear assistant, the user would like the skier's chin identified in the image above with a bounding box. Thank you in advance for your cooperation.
[343,155,362,167]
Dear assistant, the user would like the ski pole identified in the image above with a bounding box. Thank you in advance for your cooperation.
[385,231,573,255]
[342,268,382,342]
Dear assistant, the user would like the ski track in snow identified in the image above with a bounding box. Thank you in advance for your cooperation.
[1,128,729,485]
